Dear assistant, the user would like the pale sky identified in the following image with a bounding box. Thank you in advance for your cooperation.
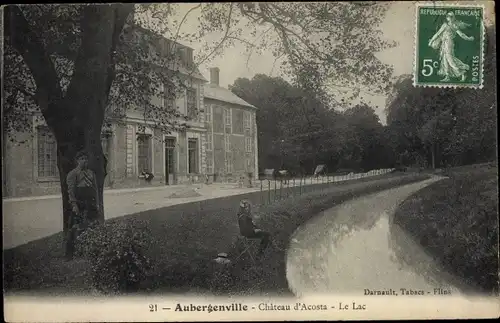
[142,1,495,124]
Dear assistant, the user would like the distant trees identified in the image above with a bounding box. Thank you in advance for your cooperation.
[230,74,392,175]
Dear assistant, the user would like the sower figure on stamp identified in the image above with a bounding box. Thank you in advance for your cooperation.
[428,11,475,82]
[65,150,101,259]
[237,199,271,256]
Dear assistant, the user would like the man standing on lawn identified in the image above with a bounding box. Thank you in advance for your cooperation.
[65,150,101,259]
[237,199,271,255]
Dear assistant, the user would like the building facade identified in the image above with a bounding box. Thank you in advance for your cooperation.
[3,39,258,198]
[203,67,259,184]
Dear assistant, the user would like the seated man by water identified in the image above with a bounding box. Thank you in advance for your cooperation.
[237,199,271,255]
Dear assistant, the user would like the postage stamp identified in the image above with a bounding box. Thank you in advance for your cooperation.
[414,3,485,88]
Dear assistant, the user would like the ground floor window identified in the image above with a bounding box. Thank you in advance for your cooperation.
[137,134,152,173]
[165,137,176,175]
[225,151,233,174]
[206,133,213,151]
[246,158,252,171]
[36,126,58,178]
[206,156,214,174]
[205,104,212,123]
[188,138,198,174]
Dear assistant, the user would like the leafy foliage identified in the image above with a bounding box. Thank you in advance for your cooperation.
[76,221,153,293]
[3,5,198,141]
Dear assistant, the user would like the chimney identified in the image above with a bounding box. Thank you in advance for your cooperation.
[210,67,220,86]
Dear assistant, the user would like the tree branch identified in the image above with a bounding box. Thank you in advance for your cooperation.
[270,53,285,75]
[245,26,273,68]
[181,3,235,81]
[4,5,64,126]
[261,4,328,62]
[171,3,202,49]
[227,35,255,47]
[105,4,134,106]
[194,3,234,68]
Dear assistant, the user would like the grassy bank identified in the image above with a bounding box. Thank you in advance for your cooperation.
[4,173,429,296]
[393,163,498,294]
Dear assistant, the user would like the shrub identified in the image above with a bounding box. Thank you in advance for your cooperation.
[208,264,236,294]
[76,221,153,294]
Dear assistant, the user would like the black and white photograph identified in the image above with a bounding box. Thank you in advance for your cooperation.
[2,1,498,321]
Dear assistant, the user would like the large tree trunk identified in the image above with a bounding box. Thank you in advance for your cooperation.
[6,5,132,255]
[59,5,129,231]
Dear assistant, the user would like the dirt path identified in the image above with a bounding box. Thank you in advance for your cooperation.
[285,176,478,297]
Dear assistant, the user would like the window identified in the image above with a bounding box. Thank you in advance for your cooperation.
[206,134,213,151]
[205,105,212,123]
[188,139,198,174]
[187,88,197,119]
[213,106,224,133]
[206,156,214,174]
[137,134,152,173]
[244,111,251,129]
[224,135,231,152]
[177,47,186,64]
[245,137,252,153]
[232,109,244,134]
[165,138,176,149]
[249,112,254,134]
[225,152,233,174]
[177,47,194,67]
[224,108,231,127]
[186,48,194,67]
[37,126,58,178]
[163,83,175,111]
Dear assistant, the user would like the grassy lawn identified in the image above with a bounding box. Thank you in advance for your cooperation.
[4,173,430,296]
[393,162,498,295]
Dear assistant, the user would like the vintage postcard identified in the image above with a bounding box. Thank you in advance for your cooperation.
[2,1,498,322]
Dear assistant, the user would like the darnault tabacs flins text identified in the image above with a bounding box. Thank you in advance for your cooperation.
[364,288,452,296]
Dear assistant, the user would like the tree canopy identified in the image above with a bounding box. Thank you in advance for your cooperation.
[230,74,390,174]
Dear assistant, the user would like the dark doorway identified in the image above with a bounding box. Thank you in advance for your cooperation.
[165,137,176,185]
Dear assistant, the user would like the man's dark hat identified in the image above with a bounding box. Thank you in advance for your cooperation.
[75,150,88,160]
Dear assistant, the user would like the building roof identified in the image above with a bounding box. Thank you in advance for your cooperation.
[203,83,257,109]
[127,24,207,81]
